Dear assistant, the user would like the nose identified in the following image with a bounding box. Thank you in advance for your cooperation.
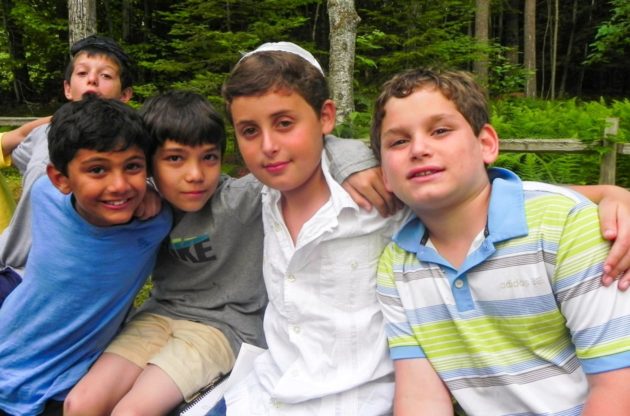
[108,171,132,193]
[409,135,432,159]
[184,161,204,183]
[260,130,279,157]
[87,70,98,85]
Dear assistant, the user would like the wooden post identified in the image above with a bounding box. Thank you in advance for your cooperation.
[599,117,619,184]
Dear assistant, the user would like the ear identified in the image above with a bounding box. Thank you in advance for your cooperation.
[118,87,133,103]
[63,80,72,100]
[46,164,72,195]
[478,124,499,165]
[320,99,336,135]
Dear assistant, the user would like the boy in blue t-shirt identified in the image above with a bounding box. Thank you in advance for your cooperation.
[0,34,137,305]
[0,96,171,415]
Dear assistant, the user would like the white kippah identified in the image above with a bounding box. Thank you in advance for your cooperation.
[239,41,324,75]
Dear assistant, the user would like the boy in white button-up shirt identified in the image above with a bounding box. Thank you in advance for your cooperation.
[220,42,406,415]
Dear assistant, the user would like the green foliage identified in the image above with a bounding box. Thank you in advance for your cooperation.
[490,98,630,186]
[0,1,67,101]
[133,0,321,98]
[586,0,630,65]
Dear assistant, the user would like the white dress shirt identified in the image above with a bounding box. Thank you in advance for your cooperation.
[225,154,405,415]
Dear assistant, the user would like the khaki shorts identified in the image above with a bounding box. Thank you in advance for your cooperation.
[106,312,235,400]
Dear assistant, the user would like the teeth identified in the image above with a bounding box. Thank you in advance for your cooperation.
[413,170,435,177]
[107,199,127,206]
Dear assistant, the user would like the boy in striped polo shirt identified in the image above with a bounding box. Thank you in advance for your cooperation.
[372,68,630,415]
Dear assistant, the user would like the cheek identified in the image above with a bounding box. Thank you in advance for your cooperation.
[381,163,395,193]
[236,140,258,167]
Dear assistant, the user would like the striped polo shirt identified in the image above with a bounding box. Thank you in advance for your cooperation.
[377,168,630,416]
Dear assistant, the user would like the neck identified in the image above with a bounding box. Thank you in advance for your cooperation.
[418,183,491,269]
[281,166,330,243]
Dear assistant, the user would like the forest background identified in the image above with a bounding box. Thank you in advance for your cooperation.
[1,0,630,194]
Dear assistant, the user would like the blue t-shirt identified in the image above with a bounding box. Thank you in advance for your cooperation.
[0,176,171,415]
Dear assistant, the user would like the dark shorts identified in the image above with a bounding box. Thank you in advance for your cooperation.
[0,400,62,416]
[0,267,22,308]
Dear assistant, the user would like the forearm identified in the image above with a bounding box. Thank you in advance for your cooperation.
[394,359,453,416]
[1,117,51,158]
[583,369,630,416]
[569,184,617,203]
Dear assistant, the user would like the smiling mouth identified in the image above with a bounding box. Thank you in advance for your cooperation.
[103,198,132,207]
[408,169,442,179]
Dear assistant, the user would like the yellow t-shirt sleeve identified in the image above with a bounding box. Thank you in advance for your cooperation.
[0,132,13,167]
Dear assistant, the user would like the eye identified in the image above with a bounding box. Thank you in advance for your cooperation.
[100,73,113,80]
[388,137,409,148]
[166,155,183,162]
[433,127,451,136]
[76,70,88,77]
[277,119,293,130]
[240,126,258,138]
[203,152,220,162]
[87,166,105,175]
[126,161,145,172]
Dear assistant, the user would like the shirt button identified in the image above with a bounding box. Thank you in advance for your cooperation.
[273,222,281,232]
[454,279,464,289]
[292,325,301,334]
[287,273,296,282]
[350,260,358,270]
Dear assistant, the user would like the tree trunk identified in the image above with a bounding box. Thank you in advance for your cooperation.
[68,0,97,46]
[577,0,596,97]
[524,0,536,97]
[1,0,34,102]
[327,0,360,127]
[550,0,559,99]
[504,0,520,66]
[559,0,578,97]
[122,0,131,41]
[473,0,490,86]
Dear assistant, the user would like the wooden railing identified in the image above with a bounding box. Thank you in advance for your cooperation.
[500,118,628,185]
[1,117,627,185]
[0,116,38,127]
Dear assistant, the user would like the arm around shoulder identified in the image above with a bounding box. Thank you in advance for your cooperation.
[570,184,630,290]
[393,358,453,416]
[1,116,52,161]
[324,135,378,183]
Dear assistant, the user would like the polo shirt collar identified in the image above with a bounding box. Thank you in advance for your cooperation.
[393,167,528,259]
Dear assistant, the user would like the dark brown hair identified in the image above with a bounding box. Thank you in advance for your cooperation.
[221,51,329,122]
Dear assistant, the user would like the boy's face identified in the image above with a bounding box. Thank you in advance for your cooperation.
[47,146,147,227]
[152,140,222,212]
[230,89,335,196]
[64,52,132,103]
[379,87,498,214]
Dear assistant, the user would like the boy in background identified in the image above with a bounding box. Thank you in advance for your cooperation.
[0,96,171,415]
[64,90,383,415]
[373,68,630,415]
[0,34,135,303]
